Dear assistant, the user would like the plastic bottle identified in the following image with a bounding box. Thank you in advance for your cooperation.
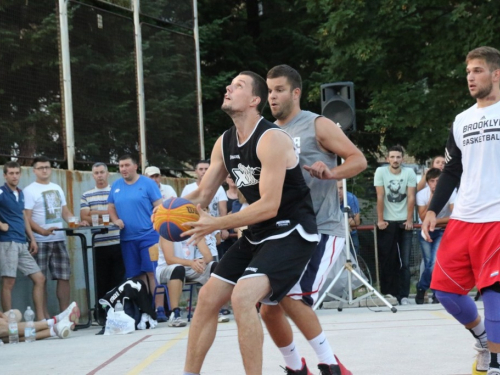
[114,300,124,312]
[8,310,19,344]
[23,306,36,343]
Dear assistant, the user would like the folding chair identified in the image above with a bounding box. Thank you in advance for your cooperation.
[183,281,202,322]
[148,244,171,312]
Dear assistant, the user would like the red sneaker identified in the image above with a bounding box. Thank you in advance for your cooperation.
[318,355,352,375]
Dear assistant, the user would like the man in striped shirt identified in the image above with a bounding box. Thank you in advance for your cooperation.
[80,162,124,326]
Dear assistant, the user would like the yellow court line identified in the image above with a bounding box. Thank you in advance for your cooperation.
[431,311,454,320]
[127,327,190,375]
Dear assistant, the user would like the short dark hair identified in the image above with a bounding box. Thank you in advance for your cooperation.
[267,64,302,91]
[387,145,404,156]
[426,168,441,182]
[195,159,210,169]
[3,161,21,174]
[92,162,108,171]
[239,71,268,115]
[118,154,137,165]
[466,46,500,71]
[32,156,51,167]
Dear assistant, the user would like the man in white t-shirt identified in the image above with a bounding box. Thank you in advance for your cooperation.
[181,160,227,218]
[374,146,417,305]
[144,166,177,201]
[24,156,88,318]
[415,168,455,305]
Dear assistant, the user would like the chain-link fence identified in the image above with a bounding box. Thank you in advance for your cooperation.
[0,0,201,171]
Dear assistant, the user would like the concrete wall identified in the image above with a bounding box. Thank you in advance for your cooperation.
[0,166,192,318]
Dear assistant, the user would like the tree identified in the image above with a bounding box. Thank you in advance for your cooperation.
[304,0,500,162]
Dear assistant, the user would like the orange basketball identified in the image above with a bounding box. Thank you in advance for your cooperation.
[154,197,199,242]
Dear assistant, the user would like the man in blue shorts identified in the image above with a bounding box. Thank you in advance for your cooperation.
[108,154,162,316]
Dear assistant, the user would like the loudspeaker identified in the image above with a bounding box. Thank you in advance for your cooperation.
[321,82,356,133]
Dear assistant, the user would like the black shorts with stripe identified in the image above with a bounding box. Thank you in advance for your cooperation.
[213,229,317,303]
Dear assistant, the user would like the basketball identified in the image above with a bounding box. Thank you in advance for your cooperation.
[153,197,199,242]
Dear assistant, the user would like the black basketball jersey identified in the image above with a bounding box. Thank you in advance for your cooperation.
[221,117,317,243]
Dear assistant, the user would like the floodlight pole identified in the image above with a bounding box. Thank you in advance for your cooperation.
[133,0,147,172]
[59,0,75,170]
[193,0,205,160]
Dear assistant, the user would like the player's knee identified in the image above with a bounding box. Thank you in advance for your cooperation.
[435,290,463,315]
[482,286,500,343]
[31,272,46,285]
[2,277,16,289]
[259,304,281,322]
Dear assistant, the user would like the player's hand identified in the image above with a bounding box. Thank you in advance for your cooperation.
[191,259,206,274]
[421,211,436,242]
[0,222,8,232]
[113,219,125,229]
[182,204,218,245]
[404,220,413,230]
[29,240,38,255]
[303,161,334,180]
[377,220,388,230]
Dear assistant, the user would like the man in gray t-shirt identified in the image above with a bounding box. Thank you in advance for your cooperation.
[374,146,417,305]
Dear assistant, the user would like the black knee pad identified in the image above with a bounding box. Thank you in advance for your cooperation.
[170,266,185,281]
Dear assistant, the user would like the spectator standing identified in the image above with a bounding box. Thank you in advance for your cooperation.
[144,166,177,201]
[415,168,455,305]
[374,146,416,305]
[107,155,163,319]
[24,156,88,317]
[422,46,500,374]
[80,162,124,324]
[0,162,45,320]
[216,175,240,259]
[338,183,361,255]
[416,155,446,192]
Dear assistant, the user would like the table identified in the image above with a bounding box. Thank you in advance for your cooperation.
[55,225,119,329]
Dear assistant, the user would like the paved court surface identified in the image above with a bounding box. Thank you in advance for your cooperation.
[0,299,484,375]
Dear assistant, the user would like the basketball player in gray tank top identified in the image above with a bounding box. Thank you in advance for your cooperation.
[261,65,367,375]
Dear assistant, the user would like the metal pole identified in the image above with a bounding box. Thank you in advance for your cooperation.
[193,0,205,159]
[374,223,381,292]
[133,0,147,171]
[59,0,75,170]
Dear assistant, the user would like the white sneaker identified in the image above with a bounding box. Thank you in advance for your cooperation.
[474,342,490,372]
[401,297,410,305]
[218,313,229,323]
[53,317,73,339]
[54,302,80,328]
[167,312,187,327]
[488,369,500,375]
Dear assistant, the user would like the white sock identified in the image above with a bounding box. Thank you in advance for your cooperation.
[308,332,337,365]
[469,320,488,348]
[279,341,303,370]
[46,319,55,328]
[49,327,56,337]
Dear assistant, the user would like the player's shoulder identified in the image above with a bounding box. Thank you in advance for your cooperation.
[454,103,477,125]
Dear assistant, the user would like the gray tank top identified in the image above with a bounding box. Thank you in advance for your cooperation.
[278,110,345,237]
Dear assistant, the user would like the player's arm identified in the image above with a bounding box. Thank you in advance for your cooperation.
[423,127,462,241]
[405,186,415,230]
[304,116,367,180]
[184,136,228,208]
[375,186,387,230]
[183,130,290,243]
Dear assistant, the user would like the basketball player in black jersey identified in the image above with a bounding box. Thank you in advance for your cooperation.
[177,71,319,375]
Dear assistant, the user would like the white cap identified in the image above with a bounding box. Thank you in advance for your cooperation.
[144,166,161,176]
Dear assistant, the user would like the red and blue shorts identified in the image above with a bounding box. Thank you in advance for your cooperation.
[431,219,500,294]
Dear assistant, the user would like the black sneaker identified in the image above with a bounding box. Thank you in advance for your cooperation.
[415,289,425,304]
[318,356,352,375]
[432,294,440,304]
[283,358,312,374]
